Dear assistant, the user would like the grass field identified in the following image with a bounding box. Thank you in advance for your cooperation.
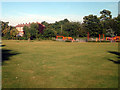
[1,40,119,88]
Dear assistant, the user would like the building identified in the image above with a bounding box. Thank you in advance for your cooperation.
[15,22,45,36]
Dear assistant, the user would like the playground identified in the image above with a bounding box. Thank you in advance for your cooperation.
[55,33,120,42]
[2,40,118,88]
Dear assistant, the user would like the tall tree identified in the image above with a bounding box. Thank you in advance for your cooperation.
[83,14,101,37]
[62,22,82,37]
[100,9,112,21]
[10,28,19,39]
[24,23,41,41]
[111,15,120,36]
[100,9,112,35]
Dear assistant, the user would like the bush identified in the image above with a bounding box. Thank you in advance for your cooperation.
[36,38,42,41]
[19,37,27,40]
[2,36,11,40]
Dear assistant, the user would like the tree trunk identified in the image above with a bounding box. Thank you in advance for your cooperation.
[28,38,30,42]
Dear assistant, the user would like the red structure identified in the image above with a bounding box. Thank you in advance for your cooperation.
[103,34,104,40]
[16,22,45,36]
[87,32,89,41]
[99,34,100,41]
[64,37,73,40]
[56,36,73,41]
[56,36,64,40]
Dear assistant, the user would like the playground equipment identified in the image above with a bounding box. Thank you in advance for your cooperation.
[87,32,120,42]
[56,36,73,41]
[99,34,105,41]
[87,33,105,41]
[106,36,120,41]
[87,32,89,41]
[113,36,120,41]
[56,36,64,40]
[63,37,73,40]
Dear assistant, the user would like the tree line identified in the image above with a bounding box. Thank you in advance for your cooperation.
[1,9,120,40]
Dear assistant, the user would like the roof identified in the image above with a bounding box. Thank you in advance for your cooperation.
[16,22,45,27]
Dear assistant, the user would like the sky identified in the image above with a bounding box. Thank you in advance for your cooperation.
[0,1,119,26]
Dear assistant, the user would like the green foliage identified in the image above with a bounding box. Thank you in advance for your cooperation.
[43,28,56,38]
[112,15,120,35]
[10,28,19,39]
[62,22,82,37]
[83,15,102,37]
[100,9,112,21]
[23,23,39,40]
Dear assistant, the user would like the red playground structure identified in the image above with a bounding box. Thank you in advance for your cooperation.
[56,36,73,41]
[87,32,120,42]
[56,36,64,40]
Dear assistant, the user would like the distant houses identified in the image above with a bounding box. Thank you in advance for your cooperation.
[15,22,45,36]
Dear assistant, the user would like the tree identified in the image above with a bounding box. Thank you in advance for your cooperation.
[41,21,49,27]
[24,23,41,41]
[83,14,102,37]
[1,21,14,39]
[111,15,120,36]
[100,9,112,21]
[1,21,9,36]
[10,28,19,39]
[43,28,56,39]
[23,26,31,41]
[30,23,39,39]
[62,22,82,37]
[100,9,112,35]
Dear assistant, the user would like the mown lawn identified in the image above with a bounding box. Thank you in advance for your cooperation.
[1,40,119,88]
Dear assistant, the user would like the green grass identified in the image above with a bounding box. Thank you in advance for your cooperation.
[1,40,119,88]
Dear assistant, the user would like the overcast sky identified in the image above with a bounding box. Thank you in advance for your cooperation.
[0,1,119,26]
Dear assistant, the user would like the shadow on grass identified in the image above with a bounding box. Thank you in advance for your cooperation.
[1,45,6,47]
[1,48,20,65]
[108,51,120,64]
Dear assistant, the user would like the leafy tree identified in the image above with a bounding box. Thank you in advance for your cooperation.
[100,9,112,21]
[24,23,41,41]
[43,28,56,39]
[41,21,49,27]
[23,26,31,41]
[62,22,82,37]
[100,9,112,35]
[1,21,13,39]
[1,21,9,36]
[10,28,19,39]
[83,14,102,37]
[30,23,39,39]
[111,15,120,35]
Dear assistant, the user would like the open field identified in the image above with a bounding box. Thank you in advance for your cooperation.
[1,40,119,88]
